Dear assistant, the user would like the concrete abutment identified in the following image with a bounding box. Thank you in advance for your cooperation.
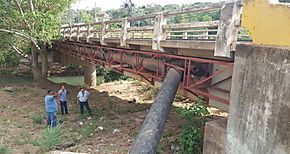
[226,44,290,154]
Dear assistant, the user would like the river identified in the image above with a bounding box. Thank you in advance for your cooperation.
[48,75,104,86]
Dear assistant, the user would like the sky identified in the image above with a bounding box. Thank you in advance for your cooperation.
[71,0,222,11]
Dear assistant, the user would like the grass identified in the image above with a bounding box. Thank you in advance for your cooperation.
[0,145,11,154]
[37,125,63,152]
[80,120,98,139]
[32,114,43,124]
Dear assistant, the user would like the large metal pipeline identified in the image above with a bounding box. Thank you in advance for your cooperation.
[130,68,182,153]
[111,53,166,74]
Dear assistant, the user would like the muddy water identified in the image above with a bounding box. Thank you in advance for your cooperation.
[48,75,104,86]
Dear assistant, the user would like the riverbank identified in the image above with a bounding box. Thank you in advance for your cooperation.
[0,78,184,153]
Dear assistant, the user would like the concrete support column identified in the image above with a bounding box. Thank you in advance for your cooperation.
[215,0,242,58]
[226,44,290,154]
[120,17,130,47]
[100,22,108,46]
[152,13,167,52]
[83,64,96,87]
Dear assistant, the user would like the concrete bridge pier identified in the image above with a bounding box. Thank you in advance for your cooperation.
[226,44,290,154]
[83,64,97,87]
[53,50,97,87]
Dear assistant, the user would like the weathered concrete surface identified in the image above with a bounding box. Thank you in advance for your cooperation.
[203,118,227,154]
[83,64,96,87]
[226,44,290,154]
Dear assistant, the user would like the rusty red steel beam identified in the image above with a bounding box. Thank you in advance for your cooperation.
[53,41,233,105]
[188,64,233,88]
[63,41,232,65]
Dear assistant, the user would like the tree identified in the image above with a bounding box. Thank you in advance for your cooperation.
[0,0,72,81]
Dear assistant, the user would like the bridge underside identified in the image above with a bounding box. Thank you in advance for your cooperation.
[53,40,232,111]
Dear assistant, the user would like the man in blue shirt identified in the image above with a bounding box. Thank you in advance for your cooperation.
[77,87,92,116]
[45,90,58,127]
[58,85,69,115]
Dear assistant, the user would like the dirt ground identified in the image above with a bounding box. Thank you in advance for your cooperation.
[0,80,186,154]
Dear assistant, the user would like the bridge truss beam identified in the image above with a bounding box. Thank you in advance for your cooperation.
[53,41,233,107]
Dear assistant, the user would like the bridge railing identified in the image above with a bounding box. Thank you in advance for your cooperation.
[60,0,247,58]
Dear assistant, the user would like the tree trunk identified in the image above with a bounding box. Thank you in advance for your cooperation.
[39,44,48,81]
[31,42,41,81]
[31,43,48,82]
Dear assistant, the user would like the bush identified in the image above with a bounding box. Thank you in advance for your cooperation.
[38,125,63,152]
[0,145,11,154]
[176,98,209,154]
[0,51,19,67]
[32,114,43,124]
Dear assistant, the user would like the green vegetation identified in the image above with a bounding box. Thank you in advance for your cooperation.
[80,121,98,139]
[176,98,209,154]
[38,125,63,152]
[14,131,31,146]
[32,114,44,124]
[0,0,73,80]
[0,51,19,68]
[137,84,159,101]
[0,145,11,154]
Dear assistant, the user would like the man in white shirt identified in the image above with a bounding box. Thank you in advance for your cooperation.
[77,87,92,116]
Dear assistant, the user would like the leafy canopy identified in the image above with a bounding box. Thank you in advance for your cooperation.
[0,0,73,44]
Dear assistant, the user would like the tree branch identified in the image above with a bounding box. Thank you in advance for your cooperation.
[13,0,31,30]
[9,43,29,59]
[0,28,40,49]
[29,0,35,14]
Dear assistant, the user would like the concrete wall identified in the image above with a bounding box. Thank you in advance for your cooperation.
[203,118,227,154]
[226,44,290,154]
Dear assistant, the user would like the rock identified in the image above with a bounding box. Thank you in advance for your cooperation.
[128,98,136,104]
[4,87,13,92]
[79,121,83,127]
[171,145,175,150]
[113,129,120,134]
[97,126,104,131]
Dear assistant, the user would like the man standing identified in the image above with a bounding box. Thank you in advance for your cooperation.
[58,85,69,115]
[45,90,58,127]
[77,87,92,116]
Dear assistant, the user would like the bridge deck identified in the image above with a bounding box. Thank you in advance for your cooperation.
[56,1,250,111]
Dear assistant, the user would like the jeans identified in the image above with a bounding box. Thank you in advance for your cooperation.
[60,101,68,115]
[79,101,92,115]
[47,112,57,127]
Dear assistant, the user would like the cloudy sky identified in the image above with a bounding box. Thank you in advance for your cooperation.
[71,0,222,10]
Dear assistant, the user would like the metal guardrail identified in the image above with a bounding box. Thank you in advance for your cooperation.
[60,0,248,58]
